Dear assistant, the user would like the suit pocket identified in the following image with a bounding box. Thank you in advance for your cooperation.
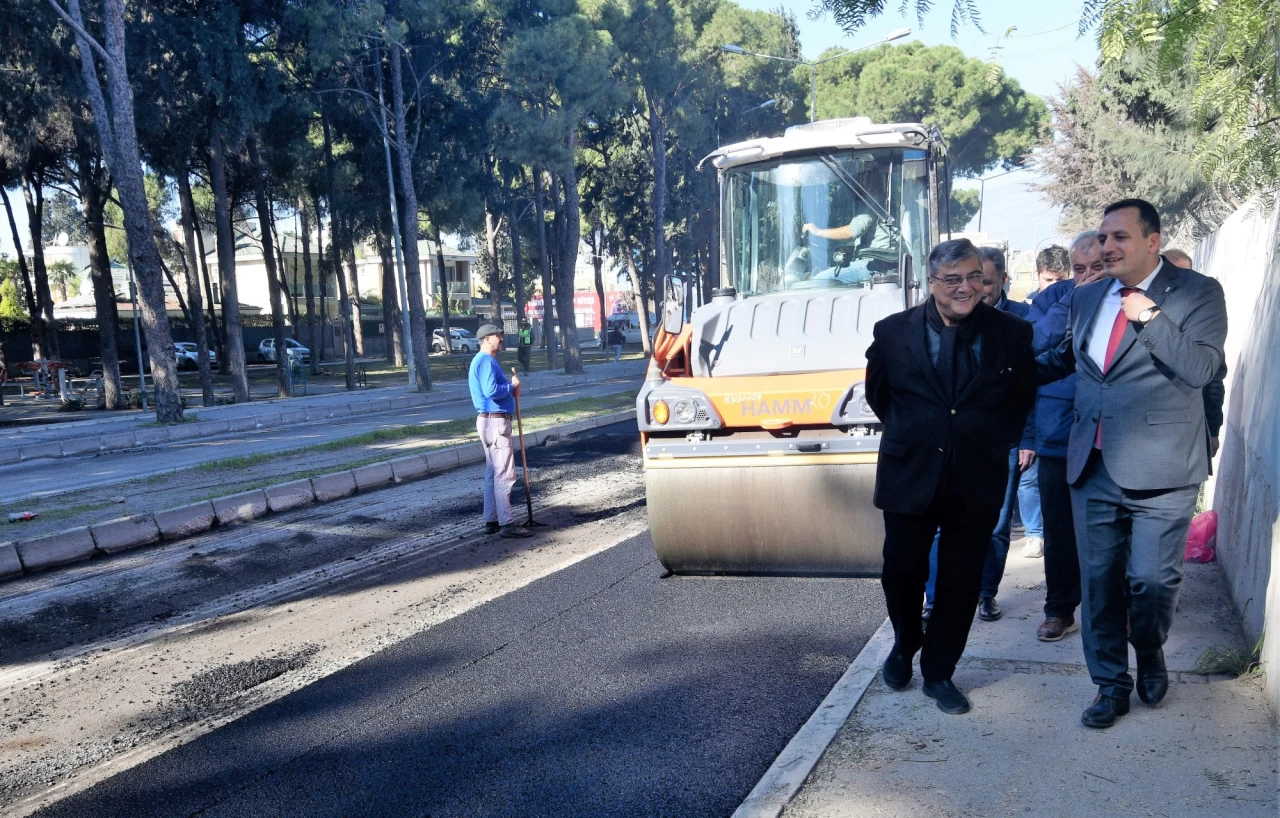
[1147,409,1192,425]
[879,439,906,457]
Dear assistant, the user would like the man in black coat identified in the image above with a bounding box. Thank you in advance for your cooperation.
[866,238,1038,714]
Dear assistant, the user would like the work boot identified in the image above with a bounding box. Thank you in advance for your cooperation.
[501,524,533,539]
[1036,617,1079,642]
[484,521,501,535]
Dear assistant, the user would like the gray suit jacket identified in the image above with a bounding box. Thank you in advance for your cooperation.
[1038,259,1228,491]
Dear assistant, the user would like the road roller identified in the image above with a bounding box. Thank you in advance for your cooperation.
[638,118,953,575]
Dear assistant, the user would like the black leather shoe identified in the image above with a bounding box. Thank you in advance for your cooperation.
[883,650,913,690]
[977,597,1003,621]
[1136,649,1169,704]
[922,679,971,714]
[1081,691,1130,728]
[484,521,501,535]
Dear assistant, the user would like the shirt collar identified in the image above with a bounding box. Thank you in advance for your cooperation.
[1109,260,1163,295]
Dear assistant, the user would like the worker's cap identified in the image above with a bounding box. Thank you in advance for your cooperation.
[476,324,503,340]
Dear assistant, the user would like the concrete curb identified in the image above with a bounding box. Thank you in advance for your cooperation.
[731,617,896,818]
[1,408,634,583]
[2,362,647,465]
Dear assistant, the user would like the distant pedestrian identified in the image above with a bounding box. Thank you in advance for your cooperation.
[1039,199,1228,729]
[469,324,532,539]
[608,325,625,363]
[1024,244,1071,305]
[517,319,533,374]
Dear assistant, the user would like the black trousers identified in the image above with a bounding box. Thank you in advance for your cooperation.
[517,345,531,373]
[882,492,1000,682]
[1038,455,1081,619]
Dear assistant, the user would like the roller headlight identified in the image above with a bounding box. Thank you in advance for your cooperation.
[653,399,670,425]
[834,382,878,424]
[672,398,697,424]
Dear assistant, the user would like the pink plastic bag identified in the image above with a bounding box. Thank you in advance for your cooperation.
[1184,510,1217,562]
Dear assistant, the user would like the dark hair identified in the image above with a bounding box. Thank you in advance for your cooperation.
[978,246,1007,278]
[928,238,981,278]
[1035,245,1070,276]
[1104,198,1161,236]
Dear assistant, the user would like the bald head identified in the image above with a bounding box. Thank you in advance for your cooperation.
[1164,248,1192,269]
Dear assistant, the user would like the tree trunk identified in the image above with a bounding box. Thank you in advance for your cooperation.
[532,169,556,368]
[78,152,123,408]
[192,212,224,373]
[159,256,190,327]
[431,221,450,340]
[22,176,59,358]
[343,221,364,357]
[389,40,431,389]
[625,251,653,355]
[298,196,319,375]
[647,97,669,286]
[64,0,182,420]
[507,198,526,334]
[315,193,329,363]
[247,136,289,397]
[378,232,401,365]
[553,166,583,375]
[269,210,298,337]
[319,111,357,391]
[177,169,215,406]
[484,199,503,325]
[0,186,48,360]
[591,222,606,351]
[209,125,250,402]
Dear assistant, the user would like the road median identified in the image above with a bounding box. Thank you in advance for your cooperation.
[1,408,636,584]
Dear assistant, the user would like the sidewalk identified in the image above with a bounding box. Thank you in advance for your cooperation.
[767,546,1278,817]
[0,359,647,464]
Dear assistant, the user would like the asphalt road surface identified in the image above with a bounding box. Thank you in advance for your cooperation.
[5,424,885,817]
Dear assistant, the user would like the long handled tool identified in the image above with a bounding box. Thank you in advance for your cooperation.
[512,368,543,526]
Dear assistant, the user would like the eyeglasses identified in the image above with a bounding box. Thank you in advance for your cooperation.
[930,271,985,289]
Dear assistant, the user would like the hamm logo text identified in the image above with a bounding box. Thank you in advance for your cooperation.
[741,398,814,417]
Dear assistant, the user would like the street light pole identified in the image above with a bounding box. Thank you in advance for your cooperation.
[722,28,911,124]
[374,48,416,389]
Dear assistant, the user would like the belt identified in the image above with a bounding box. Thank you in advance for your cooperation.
[478,411,510,418]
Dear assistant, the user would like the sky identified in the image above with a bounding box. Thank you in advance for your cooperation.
[1,1,1099,259]
[737,0,1101,250]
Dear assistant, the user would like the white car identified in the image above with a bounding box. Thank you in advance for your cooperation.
[257,338,311,364]
[174,342,217,370]
[432,328,478,353]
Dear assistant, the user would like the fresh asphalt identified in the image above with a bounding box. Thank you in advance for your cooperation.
[30,459,887,816]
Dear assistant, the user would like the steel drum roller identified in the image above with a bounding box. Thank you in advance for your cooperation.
[645,461,884,576]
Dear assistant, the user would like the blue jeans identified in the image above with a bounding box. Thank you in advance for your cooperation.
[927,447,1019,606]
[1017,458,1043,538]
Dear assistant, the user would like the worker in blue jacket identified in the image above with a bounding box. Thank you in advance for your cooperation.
[469,324,532,538]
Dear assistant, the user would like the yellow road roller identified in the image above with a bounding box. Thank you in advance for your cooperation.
[638,118,952,575]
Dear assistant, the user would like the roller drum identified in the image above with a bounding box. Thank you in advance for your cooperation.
[646,462,884,576]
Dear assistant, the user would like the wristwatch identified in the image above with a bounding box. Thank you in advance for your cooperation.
[1138,307,1160,325]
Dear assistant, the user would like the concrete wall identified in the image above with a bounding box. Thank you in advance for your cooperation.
[1198,200,1280,715]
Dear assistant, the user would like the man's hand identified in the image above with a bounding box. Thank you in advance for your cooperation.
[1121,290,1158,322]
[510,369,521,398]
[801,223,815,236]
[1018,449,1037,471]
[1078,266,1108,286]
[1209,436,1220,458]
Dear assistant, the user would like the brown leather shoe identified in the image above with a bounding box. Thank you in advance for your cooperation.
[1036,617,1079,642]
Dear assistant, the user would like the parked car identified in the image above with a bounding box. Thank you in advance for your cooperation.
[174,342,217,370]
[431,328,478,353]
[257,338,311,364]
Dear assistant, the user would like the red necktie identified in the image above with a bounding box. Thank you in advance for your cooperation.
[1095,287,1140,448]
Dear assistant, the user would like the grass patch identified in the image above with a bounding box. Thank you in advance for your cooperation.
[1194,638,1264,678]
[12,500,119,524]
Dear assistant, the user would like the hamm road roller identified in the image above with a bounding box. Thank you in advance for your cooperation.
[638,117,952,575]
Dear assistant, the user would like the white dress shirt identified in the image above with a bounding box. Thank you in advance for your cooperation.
[1085,261,1162,370]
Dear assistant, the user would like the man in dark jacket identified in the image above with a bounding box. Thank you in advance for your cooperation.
[1027,231,1108,642]
[866,238,1038,715]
